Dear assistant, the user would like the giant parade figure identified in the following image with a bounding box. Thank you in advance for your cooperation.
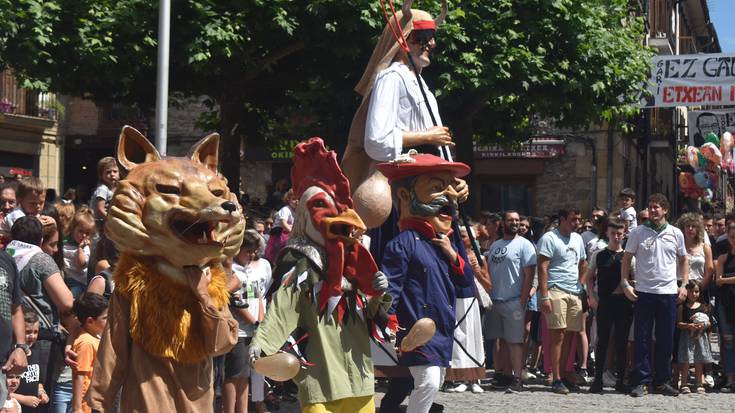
[378,152,474,412]
[88,126,245,412]
[249,137,394,413]
[342,0,486,410]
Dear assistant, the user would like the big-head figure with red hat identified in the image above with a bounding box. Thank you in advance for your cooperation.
[376,152,474,413]
[250,138,394,413]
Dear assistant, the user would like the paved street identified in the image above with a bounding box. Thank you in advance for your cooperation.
[275,380,734,412]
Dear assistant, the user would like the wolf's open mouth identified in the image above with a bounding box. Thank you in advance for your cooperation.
[171,216,224,247]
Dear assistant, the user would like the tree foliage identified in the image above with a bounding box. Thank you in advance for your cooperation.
[0,0,652,187]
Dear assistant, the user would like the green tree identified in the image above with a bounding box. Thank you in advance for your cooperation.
[0,0,652,194]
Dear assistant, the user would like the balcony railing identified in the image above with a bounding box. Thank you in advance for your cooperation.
[0,70,58,120]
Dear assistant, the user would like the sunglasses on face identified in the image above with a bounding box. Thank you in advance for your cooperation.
[410,29,436,45]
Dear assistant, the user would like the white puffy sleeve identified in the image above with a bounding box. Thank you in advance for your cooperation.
[365,71,404,162]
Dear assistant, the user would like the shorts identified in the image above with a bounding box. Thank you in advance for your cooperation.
[543,288,583,332]
[224,337,252,380]
[484,298,526,343]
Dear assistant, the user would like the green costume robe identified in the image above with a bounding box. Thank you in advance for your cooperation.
[253,244,390,406]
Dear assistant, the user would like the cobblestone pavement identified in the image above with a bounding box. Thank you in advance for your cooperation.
[275,382,735,412]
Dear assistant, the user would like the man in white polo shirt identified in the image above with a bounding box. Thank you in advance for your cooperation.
[621,193,688,398]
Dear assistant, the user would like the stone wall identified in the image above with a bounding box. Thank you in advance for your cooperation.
[534,139,594,216]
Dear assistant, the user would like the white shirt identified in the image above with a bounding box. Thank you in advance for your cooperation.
[273,206,294,230]
[2,208,26,233]
[231,259,272,337]
[620,206,637,231]
[63,243,91,284]
[625,224,686,295]
[365,62,442,162]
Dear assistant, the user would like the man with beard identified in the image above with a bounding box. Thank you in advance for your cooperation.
[378,153,473,413]
[485,211,537,392]
[1,186,16,219]
[537,207,587,394]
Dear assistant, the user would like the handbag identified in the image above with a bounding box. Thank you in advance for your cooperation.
[21,291,68,345]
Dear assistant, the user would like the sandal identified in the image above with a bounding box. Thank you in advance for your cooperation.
[696,386,706,394]
[680,386,691,394]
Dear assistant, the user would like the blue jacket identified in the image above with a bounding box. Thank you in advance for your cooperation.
[382,228,472,367]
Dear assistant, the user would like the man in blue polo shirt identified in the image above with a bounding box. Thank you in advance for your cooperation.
[537,207,587,395]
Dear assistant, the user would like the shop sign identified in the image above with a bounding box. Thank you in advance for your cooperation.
[0,166,33,177]
[474,138,565,159]
[643,53,735,108]
[243,139,332,162]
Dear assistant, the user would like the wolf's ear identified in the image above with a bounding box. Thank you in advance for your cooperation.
[189,133,220,173]
[117,126,162,172]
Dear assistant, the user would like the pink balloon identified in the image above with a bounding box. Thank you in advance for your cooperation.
[686,146,699,169]
[400,318,436,352]
[253,352,300,381]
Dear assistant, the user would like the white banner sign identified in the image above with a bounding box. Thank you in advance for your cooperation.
[643,53,735,108]
[687,109,735,146]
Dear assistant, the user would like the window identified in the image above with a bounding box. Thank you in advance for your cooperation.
[479,182,532,215]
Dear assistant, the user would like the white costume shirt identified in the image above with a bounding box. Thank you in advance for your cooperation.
[365,62,442,162]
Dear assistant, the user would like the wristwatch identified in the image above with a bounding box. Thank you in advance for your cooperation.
[14,343,31,356]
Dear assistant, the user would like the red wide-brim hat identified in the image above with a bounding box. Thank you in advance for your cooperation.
[376,153,470,182]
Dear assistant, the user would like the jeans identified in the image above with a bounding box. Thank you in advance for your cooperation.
[633,291,677,386]
[52,381,73,413]
[595,294,633,383]
[717,304,735,375]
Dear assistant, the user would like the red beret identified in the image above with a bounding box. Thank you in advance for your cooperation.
[376,153,470,182]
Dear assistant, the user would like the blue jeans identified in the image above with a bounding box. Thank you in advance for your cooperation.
[65,278,87,299]
[52,381,72,413]
[718,304,735,375]
[634,291,676,386]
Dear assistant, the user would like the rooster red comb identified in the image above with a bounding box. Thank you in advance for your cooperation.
[291,138,353,209]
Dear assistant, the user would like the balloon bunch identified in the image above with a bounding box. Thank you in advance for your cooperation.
[680,132,733,200]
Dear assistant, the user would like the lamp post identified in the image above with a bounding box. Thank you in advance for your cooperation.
[154,0,170,155]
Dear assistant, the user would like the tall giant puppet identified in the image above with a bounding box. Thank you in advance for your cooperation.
[249,138,394,413]
[88,126,244,412]
[342,0,453,232]
[343,0,485,409]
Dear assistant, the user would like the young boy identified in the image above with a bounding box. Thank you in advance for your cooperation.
[618,188,637,232]
[586,218,634,393]
[89,157,119,222]
[10,310,49,412]
[0,177,52,235]
[71,293,109,413]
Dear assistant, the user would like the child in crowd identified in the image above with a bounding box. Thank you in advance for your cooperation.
[63,209,96,298]
[71,293,109,413]
[225,230,272,413]
[263,189,296,264]
[54,201,76,238]
[3,373,22,413]
[10,310,49,412]
[1,177,52,234]
[677,280,713,394]
[89,157,119,224]
[617,188,637,232]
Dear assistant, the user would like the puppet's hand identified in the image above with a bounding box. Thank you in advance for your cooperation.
[454,178,469,204]
[248,343,262,367]
[373,271,388,293]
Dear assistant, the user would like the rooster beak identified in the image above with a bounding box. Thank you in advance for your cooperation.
[323,208,367,244]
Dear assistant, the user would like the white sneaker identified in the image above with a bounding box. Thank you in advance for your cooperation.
[521,369,536,381]
[704,374,715,388]
[602,370,617,387]
[471,383,484,393]
[447,383,467,393]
